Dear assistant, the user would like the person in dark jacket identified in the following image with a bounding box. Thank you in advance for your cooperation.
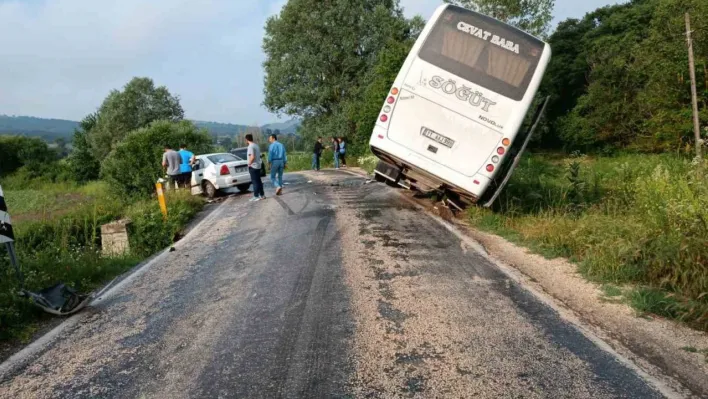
[312,137,323,171]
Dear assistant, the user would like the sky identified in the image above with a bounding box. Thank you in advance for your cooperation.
[0,0,624,125]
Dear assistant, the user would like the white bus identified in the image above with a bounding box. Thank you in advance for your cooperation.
[369,4,551,207]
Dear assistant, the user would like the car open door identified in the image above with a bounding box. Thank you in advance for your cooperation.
[191,159,205,195]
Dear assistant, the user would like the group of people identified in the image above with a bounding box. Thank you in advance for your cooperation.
[312,137,346,171]
[163,134,350,201]
[246,133,287,202]
[160,134,287,203]
[162,143,196,190]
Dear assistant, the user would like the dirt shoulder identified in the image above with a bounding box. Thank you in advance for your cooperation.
[341,167,708,398]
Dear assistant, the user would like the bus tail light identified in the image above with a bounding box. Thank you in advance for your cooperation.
[387,96,395,104]
[383,105,392,113]
[377,134,384,139]
[380,114,388,122]
[502,138,511,146]
[497,147,505,155]
[492,156,500,163]
[391,87,399,95]
[486,164,494,172]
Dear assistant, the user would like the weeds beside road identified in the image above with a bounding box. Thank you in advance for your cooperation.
[469,153,708,331]
[0,175,203,342]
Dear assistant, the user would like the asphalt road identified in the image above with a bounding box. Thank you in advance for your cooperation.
[0,170,665,398]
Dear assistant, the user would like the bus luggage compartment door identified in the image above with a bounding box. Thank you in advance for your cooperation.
[387,90,502,178]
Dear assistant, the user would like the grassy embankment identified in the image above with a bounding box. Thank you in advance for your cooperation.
[0,173,203,341]
[469,153,707,331]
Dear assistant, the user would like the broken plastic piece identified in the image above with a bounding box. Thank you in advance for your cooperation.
[20,283,91,316]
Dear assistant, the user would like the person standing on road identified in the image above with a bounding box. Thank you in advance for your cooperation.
[268,134,287,195]
[178,144,196,189]
[162,145,182,190]
[332,137,340,169]
[338,137,347,168]
[312,137,323,171]
[246,134,265,202]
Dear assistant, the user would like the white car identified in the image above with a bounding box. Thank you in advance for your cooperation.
[191,153,252,198]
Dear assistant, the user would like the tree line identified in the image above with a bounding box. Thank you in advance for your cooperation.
[262,0,707,156]
[1,78,214,196]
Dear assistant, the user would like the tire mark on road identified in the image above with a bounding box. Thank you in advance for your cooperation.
[274,195,296,216]
[270,214,331,395]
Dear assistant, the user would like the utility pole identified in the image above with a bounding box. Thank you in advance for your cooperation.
[685,13,702,160]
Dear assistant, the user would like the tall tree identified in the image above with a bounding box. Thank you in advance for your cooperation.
[263,0,423,151]
[262,0,410,119]
[88,77,184,159]
[444,0,555,37]
[539,0,708,152]
[69,113,101,181]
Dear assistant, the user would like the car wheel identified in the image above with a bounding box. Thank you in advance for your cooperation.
[203,181,217,199]
[237,183,251,193]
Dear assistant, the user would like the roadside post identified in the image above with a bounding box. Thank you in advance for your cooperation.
[156,178,168,220]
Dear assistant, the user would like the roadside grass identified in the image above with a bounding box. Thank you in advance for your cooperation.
[467,153,708,331]
[0,178,203,341]
[285,150,378,173]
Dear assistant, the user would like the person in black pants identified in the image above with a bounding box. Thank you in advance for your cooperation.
[312,137,323,171]
[246,134,265,201]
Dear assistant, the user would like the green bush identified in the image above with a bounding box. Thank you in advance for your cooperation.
[101,120,213,196]
[0,135,58,176]
[125,191,203,256]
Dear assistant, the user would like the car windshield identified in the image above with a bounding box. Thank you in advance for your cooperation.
[230,148,248,160]
[207,154,240,164]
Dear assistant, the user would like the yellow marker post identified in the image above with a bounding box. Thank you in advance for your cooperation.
[156,179,168,220]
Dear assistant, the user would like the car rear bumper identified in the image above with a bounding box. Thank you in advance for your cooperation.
[213,173,251,190]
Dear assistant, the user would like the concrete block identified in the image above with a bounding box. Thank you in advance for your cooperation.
[101,219,132,257]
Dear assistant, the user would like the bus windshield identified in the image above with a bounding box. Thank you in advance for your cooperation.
[419,6,544,101]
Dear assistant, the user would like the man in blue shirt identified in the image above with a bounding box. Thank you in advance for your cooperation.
[267,134,287,195]
[178,144,196,189]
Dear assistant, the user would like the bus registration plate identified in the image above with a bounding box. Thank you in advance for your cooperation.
[421,127,455,148]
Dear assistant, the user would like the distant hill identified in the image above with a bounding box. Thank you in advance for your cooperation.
[192,121,250,136]
[0,115,300,142]
[261,119,301,135]
[0,115,78,141]
[193,119,300,136]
